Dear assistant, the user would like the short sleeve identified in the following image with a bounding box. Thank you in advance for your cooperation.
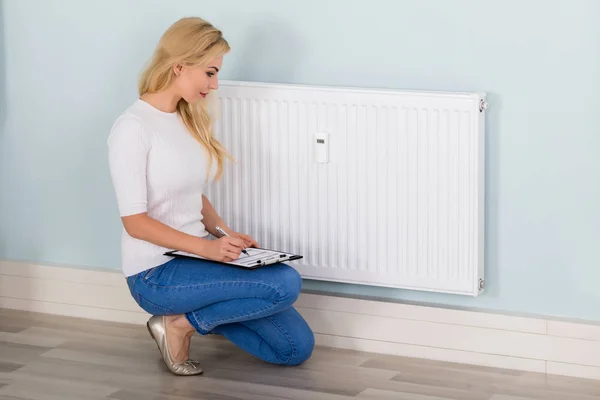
[107,115,151,217]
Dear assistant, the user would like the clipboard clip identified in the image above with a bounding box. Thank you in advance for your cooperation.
[257,254,291,266]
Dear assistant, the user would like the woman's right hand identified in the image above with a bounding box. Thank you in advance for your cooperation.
[200,237,246,262]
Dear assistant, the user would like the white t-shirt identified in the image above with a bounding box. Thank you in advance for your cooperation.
[107,99,216,277]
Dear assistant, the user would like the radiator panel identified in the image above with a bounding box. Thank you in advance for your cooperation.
[207,81,486,296]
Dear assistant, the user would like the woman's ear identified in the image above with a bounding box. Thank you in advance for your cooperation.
[173,64,183,76]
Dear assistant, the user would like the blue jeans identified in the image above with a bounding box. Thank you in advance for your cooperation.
[126,257,315,366]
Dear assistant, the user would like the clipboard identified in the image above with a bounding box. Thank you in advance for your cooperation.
[163,247,303,270]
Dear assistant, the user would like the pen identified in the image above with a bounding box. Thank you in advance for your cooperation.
[215,226,248,256]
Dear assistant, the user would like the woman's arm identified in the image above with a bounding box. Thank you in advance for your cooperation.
[201,195,259,248]
[201,195,231,237]
[123,213,208,255]
[122,213,245,262]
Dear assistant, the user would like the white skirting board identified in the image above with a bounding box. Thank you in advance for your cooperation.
[1,260,600,381]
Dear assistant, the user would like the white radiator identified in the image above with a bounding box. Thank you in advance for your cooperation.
[206,81,487,296]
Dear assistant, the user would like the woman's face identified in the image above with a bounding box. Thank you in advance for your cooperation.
[174,55,223,104]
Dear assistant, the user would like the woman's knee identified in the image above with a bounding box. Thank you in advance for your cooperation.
[287,327,315,365]
[273,308,315,366]
[271,265,302,305]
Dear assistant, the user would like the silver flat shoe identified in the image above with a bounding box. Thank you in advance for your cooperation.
[146,315,203,376]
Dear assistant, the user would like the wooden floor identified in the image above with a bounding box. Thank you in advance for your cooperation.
[1,309,599,400]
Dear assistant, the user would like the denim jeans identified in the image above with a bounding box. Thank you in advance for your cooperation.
[126,257,315,366]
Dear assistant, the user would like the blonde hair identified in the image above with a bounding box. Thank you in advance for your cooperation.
[138,17,232,180]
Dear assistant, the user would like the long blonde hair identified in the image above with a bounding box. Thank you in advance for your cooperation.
[138,17,232,181]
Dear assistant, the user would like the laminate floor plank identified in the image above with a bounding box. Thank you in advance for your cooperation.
[356,388,456,400]
[0,342,51,365]
[0,330,69,348]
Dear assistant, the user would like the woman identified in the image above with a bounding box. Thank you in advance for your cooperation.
[107,17,314,376]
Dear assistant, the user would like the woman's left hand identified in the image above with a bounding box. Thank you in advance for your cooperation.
[234,232,259,249]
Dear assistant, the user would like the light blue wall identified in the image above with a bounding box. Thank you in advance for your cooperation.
[0,0,4,132]
[1,0,599,321]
